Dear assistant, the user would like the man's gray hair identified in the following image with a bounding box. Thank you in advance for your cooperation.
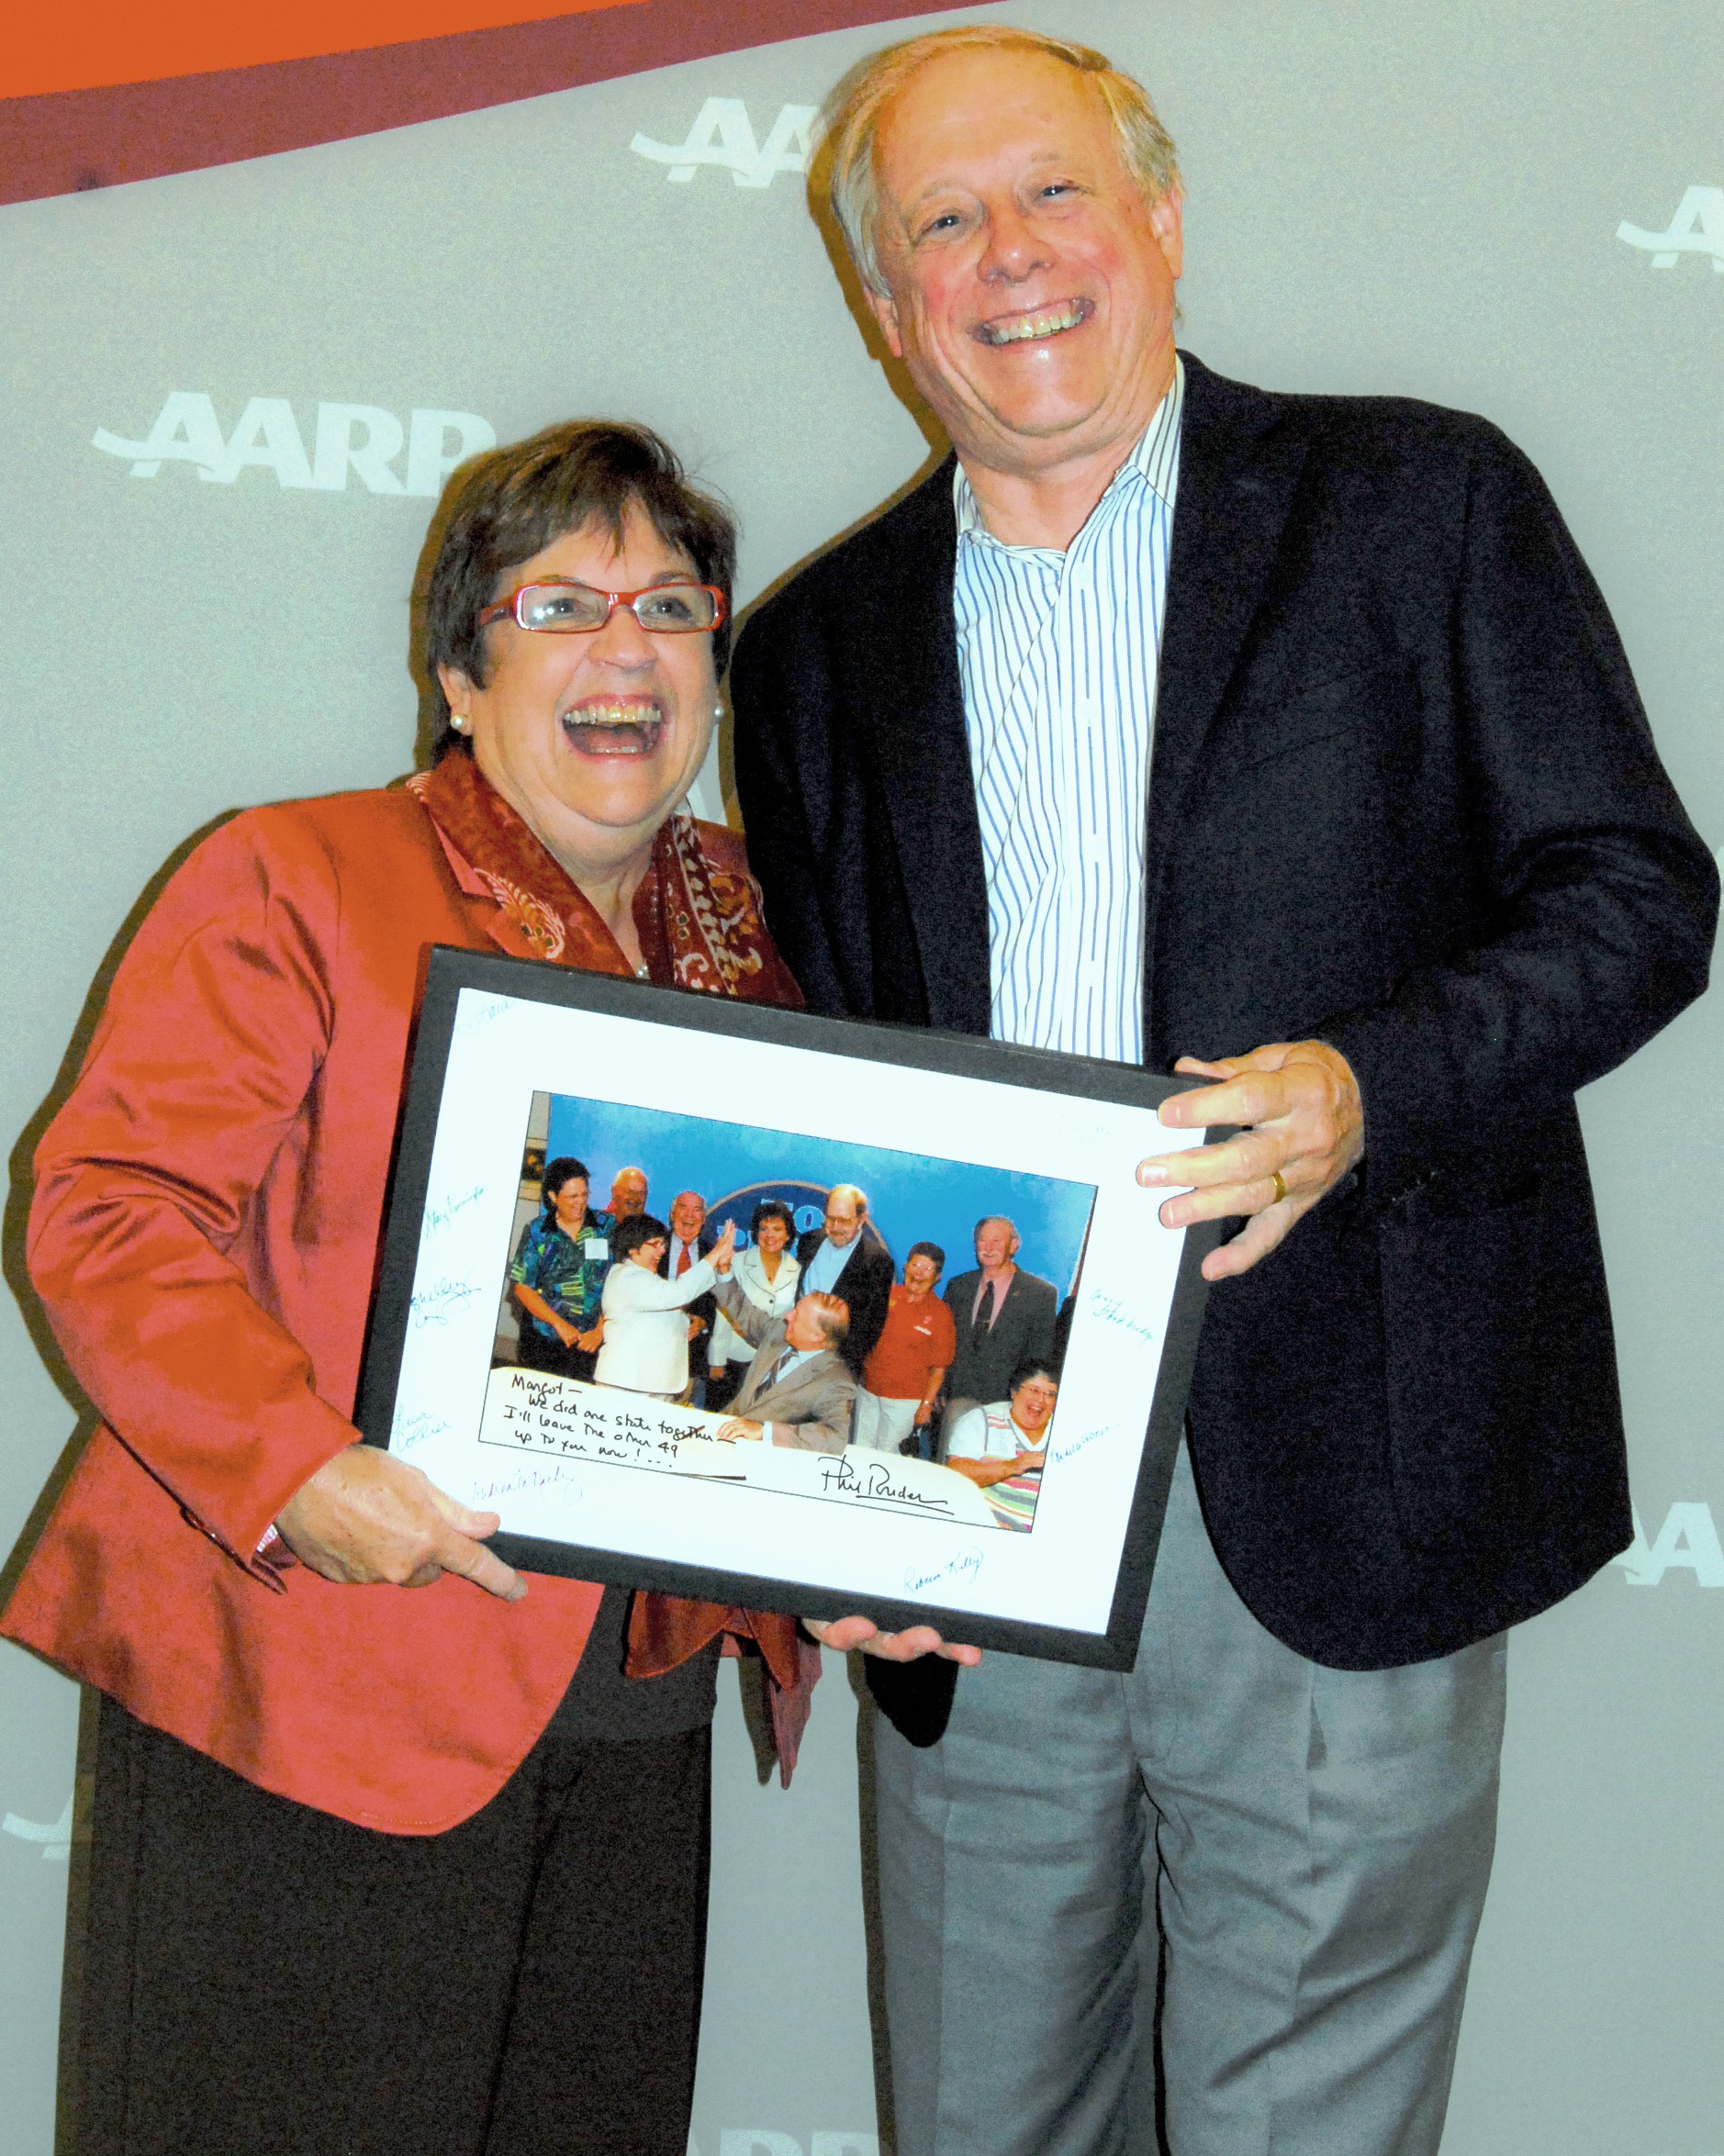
[819,25,1181,298]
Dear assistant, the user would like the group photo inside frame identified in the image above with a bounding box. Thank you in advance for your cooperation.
[360,949,1222,1666]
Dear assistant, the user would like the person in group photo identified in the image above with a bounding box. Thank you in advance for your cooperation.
[795,1181,895,1374]
[706,1235,858,1454]
[729,22,1718,2156]
[940,1215,1059,1442]
[596,1213,732,1401]
[945,1357,1058,1531]
[1,417,810,2156]
[855,1240,957,1457]
[707,1196,801,1413]
[609,1164,649,1220]
[508,1152,612,1380]
[661,1189,720,1404]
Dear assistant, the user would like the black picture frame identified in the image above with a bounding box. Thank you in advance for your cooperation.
[358,945,1224,1670]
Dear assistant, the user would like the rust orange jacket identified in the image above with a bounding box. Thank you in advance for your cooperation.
[3,782,790,1833]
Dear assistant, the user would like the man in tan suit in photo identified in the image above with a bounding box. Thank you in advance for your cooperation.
[708,1255,858,1454]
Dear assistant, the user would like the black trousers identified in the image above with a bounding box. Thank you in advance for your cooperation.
[515,1326,599,1383]
[75,1679,711,2156]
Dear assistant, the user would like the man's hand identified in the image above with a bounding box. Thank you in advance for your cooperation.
[687,1315,703,1342]
[710,1222,737,1275]
[274,1444,526,1601]
[715,1416,765,1444]
[575,1321,603,1354]
[803,1616,981,1665]
[1136,1041,1363,1280]
[551,1313,580,1348]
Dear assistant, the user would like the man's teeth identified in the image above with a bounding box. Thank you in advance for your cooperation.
[979,302,1086,346]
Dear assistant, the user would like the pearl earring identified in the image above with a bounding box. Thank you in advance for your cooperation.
[452,715,469,733]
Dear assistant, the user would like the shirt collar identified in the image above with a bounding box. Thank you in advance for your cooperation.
[953,352,1184,549]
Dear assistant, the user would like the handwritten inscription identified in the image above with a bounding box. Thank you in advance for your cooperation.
[393,1408,451,1452]
[425,1182,485,1234]
[1089,1290,1159,1346]
[454,993,514,1035]
[816,1452,955,1515]
[904,1546,985,1595]
[1049,1423,1109,1467]
[410,1275,479,1327]
[488,1368,695,1469]
[474,1460,582,1506]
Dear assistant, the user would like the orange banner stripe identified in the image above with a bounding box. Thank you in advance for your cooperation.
[2,0,646,102]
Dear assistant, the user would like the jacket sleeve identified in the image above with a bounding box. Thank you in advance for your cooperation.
[26,814,361,1567]
[711,1272,772,1349]
[1320,427,1718,1198]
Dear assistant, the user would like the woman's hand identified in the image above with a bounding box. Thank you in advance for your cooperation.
[575,1322,603,1354]
[275,1444,526,1601]
[710,1221,738,1275]
[803,1616,981,1665]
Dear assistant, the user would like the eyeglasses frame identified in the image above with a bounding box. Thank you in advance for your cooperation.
[476,575,728,637]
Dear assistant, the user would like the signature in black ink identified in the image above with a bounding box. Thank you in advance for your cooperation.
[816,1454,953,1514]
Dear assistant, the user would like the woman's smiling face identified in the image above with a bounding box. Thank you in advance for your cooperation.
[440,502,719,872]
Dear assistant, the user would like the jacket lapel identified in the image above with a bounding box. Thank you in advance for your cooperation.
[1142,355,1308,1033]
[866,461,993,1034]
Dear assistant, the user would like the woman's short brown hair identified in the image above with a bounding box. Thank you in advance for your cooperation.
[424,419,736,757]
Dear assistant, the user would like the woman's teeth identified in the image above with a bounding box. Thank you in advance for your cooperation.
[978,301,1088,346]
[561,705,664,756]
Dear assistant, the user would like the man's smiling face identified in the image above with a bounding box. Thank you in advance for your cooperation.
[866,46,1182,481]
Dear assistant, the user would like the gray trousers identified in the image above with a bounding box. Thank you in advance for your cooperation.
[875,1445,1507,2156]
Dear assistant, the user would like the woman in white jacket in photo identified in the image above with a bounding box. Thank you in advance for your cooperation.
[596,1213,733,1399]
[706,1200,801,1412]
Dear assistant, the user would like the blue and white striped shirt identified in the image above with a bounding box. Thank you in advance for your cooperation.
[952,360,1183,1067]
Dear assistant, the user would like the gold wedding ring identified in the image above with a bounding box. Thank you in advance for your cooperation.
[1270,1169,1288,1204]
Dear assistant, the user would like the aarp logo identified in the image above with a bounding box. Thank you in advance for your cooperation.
[1618,185,1724,272]
[1611,1501,1724,1587]
[632,98,815,188]
[93,393,496,495]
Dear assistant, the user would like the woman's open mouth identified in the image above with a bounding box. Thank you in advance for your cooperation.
[560,700,666,757]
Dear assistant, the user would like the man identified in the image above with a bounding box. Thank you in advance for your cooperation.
[608,1165,648,1222]
[794,1182,893,1376]
[729,25,1718,2156]
[706,1251,857,1454]
[940,1216,1057,1438]
[660,1189,718,1403]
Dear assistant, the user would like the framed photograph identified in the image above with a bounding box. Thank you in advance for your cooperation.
[358,948,1222,1669]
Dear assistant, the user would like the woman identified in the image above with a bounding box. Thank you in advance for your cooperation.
[595,1213,729,1398]
[706,1197,800,1411]
[855,1240,957,1456]
[509,1155,612,1380]
[945,1357,1059,1531]
[3,421,804,2156]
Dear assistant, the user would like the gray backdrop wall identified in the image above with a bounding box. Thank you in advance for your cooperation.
[3,4,1720,2151]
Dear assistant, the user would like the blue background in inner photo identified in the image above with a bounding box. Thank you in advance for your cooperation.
[541,1091,1095,1298]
